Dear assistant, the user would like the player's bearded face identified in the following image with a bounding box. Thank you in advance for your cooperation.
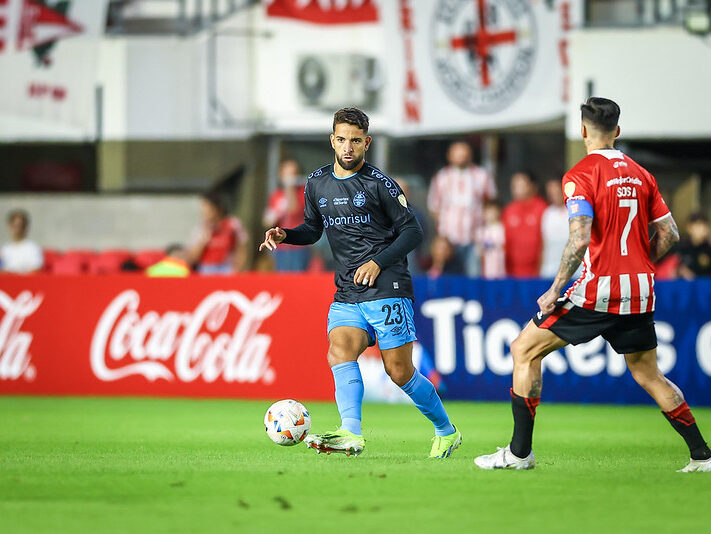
[331,123,371,172]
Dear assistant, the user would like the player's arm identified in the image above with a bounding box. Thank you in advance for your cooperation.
[354,218,424,287]
[649,213,680,262]
[537,215,592,314]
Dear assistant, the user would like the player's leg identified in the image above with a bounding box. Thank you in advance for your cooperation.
[305,302,374,456]
[475,320,566,470]
[327,326,370,435]
[363,297,461,458]
[380,341,461,458]
[510,321,567,455]
[625,349,711,472]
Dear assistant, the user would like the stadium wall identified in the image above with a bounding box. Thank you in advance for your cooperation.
[1,275,710,406]
[0,194,200,249]
[567,26,711,140]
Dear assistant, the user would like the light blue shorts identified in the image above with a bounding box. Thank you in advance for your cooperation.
[327,298,417,350]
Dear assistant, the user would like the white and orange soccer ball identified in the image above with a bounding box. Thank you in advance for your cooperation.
[264,399,311,446]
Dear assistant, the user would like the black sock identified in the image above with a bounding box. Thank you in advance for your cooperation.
[509,388,540,459]
[663,402,711,461]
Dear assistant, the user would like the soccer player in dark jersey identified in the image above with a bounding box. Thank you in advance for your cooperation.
[475,97,711,472]
[259,108,461,458]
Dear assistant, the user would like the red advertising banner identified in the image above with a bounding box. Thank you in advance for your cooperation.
[0,274,336,400]
[265,0,378,25]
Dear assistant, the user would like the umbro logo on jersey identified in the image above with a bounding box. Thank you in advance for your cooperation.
[353,191,366,207]
[319,197,328,208]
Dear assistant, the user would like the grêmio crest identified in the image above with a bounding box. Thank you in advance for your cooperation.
[432,0,537,114]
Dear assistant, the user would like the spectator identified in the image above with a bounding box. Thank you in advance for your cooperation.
[426,235,461,278]
[263,160,310,272]
[0,209,43,273]
[476,200,506,279]
[187,192,249,274]
[677,212,711,279]
[146,244,191,277]
[540,178,570,278]
[395,176,427,275]
[502,171,548,278]
[427,140,496,277]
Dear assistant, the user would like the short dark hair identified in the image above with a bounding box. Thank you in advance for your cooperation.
[165,243,184,256]
[7,209,29,227]
[333,107,369,134]
[688,212,709,225]
[513,170,538,186]
[201,191,228,216]
[581,97,620,132]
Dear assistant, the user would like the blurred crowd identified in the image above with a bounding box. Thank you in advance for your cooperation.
[2,140,710,280]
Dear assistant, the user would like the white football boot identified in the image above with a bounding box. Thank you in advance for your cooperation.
[677,457,711,472]
[304,429,365,457]
[474,445,535,470]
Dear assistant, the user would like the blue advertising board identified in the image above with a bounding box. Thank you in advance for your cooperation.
[412,277,711,406]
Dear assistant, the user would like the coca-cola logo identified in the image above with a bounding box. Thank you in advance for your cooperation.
[0,290,42,382]
[90,290,282,383]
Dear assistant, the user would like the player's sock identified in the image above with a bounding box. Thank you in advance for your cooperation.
[509,388,540,458]
[331,361,364,436]
[400,370,455,436]
[663,402,711,460]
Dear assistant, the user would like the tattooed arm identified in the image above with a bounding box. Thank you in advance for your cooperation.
[649,213,679,262]
[537,215,593,314]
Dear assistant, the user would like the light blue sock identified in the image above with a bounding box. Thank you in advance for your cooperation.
[401,370,455,436]
[331,361,363,436]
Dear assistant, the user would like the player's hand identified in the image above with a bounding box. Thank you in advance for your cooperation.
[537,287,560,315]
[353,260,381,288]
[259,227,286,252]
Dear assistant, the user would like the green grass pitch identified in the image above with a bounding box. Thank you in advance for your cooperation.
[1,396,709,533]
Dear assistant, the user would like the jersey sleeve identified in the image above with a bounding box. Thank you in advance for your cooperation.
[648,176,671,222]
[562,171,595,219]
[376,176,415,230]
[303,180,324,229]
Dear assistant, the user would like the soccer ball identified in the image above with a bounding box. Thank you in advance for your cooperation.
[264,399,311,446]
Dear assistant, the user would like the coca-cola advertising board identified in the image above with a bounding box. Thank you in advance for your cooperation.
[0,274,335,399]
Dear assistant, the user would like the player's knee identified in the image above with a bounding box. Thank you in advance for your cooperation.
[511,336,535,364]
[628,365,655,389]
[383,360,413,387]
[327,339,358,367]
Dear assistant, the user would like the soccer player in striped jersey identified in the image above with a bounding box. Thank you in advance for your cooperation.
[475,97,711,472]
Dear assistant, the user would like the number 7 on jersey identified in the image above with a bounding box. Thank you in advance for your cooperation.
[619,198,638,256]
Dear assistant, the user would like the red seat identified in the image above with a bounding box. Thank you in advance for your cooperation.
[42,249,61,273]
[133,249,165,269]
[50,249,96,274]
[51,255,87,275]
[88,249,134,274]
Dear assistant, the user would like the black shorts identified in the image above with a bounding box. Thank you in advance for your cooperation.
[532,299,657,354]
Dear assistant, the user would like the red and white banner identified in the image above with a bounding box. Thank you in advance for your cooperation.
[384,0,584,134]
[0,0,108,140]
[264,0,379,25]
[0,274,335,400]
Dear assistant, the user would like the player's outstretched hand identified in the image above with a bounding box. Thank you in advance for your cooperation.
[259,227,286,252]
[537,287,560,316]
[353,260,381,288]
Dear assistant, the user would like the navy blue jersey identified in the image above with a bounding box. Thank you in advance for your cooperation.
[304,162,416,303]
